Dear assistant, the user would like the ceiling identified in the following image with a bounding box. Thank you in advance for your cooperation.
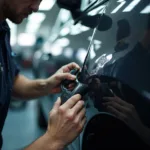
[9,1,61,47]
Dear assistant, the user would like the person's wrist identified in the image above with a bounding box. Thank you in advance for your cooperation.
[44,131,65,150]
[44,77,53,94]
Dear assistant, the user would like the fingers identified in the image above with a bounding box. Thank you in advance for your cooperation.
[53,97,61,111]
[71,100,85,115]
[103,96,129,106]
[61,94,82,109]
[106,105,126,121]
[63,62,80,72]
[66,62,80,70]
[75,115,86,134]
[80,117,86,129]
[103,97,131,113]
[55,72,76,81]
[78,107,86,121]
[103,101,127,113]
[103,96,134,122]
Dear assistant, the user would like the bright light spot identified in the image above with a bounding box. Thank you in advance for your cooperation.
[123,0,141,12]
[76,48,87,63]
[111,0,126,14]
[55,38,70,47]
[63,48,73,58]
[60,9,71,22]
[7,20,17,46]
[43,42,51,53]
[26,23,41,33]
[80,26,90,32]
[70,23,89,35]
[95,54,106,63]
[51,45,63,56]
[39,0,55,11]
[26,12,45,33]
[95,44,101,50]
[70,24,82,35]
[106,54,113,61]
[140,4,150,14]
[60,27,70,36]
[88,6,105,16]
[18,33,36,46]
[94,40,102,45]
[90,44,96,59]
[34,51,42,59]
[28,13,46,23]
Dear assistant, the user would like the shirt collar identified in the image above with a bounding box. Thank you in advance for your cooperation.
[0,20,10,33]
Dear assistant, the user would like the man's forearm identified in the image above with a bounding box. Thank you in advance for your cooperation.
[25,132,64,150]
[12,75,51,100]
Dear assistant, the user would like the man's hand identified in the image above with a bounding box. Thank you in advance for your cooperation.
[102,96,143,132]
[102,96,150,147]
[46,94,86,149]
[47,62,80,94]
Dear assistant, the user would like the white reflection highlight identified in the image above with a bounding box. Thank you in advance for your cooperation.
[106,54,113,61]
[123,0,141,12]
[111,0,126,14]
[140,4,150,14]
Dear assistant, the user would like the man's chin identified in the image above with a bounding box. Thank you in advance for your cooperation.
[9,17,24,24]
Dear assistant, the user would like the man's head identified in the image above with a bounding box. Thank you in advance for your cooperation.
[3,0,42,24]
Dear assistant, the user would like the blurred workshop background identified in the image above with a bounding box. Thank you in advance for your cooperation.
[2,0,150,149]
[2,0,87,149]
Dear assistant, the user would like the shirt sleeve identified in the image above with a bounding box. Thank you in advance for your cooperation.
[15,62,20,76]
[11,51,20,76]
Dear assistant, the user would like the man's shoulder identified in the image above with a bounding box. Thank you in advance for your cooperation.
[0,20,10,33]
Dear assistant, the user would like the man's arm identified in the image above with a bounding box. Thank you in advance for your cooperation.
[24,95,86,150]
[24,132,64,150]
[12,62,79,100]
[12,74,52,100]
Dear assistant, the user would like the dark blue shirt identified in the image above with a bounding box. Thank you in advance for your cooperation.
[0,20,19,148]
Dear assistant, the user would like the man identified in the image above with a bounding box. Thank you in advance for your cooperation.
[0,0,86,149]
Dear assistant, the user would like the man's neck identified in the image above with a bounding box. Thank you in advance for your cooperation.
[0,0,6,21]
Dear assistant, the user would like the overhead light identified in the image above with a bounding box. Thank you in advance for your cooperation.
[39,0,55,11]
[93,40,102,45]
[76,48,87,63]
[43,42,51,53]
[88,5,106,16]
[63,48,73,58]
[95,44,101,50]
[123,0,141,12]
[55,38,70,47]
[70,24,82,35]
[34,51,42,59]
[26,23,41,33]
[50,45,63,56]
[18,33,36,46]
[140,4,150,14]
[60,9,71,22]
[28,12,46,23]
[80,26,90,32]
[88,37,101,42]
[90,44,96,59]
[7,19,17,46]
[111,0,126,14]
[26,12,45,33]
[60,27,70,36]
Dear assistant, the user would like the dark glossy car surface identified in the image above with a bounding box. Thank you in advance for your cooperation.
[37,0,150,149]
